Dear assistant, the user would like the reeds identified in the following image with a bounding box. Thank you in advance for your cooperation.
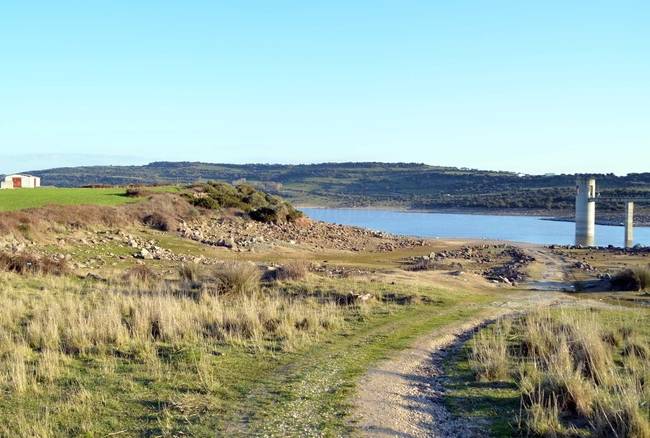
[469,307,650,437]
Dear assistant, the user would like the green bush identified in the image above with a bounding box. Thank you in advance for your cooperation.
[187,181,302,222]
[191,196,219,210]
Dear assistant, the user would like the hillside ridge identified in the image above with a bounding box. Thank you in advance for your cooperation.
[13,161,650,212]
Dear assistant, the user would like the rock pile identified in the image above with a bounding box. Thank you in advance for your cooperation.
[483,248,535,285]
[407,244,513,270]
[573,261,596,272]
[177,217,425,252]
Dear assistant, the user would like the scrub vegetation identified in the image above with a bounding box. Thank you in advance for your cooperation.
[188,181,303,223]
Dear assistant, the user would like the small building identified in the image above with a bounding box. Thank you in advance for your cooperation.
[0,174,41,189]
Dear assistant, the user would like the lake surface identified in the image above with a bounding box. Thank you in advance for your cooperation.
[301,208,650,247]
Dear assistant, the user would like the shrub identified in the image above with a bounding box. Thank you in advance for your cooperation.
[610,266,650,291]
[191,196,219,210]
[142,212,175,231]
[611,269,642,291]
[187,181,302,222]
[250,203,303,224]
[273,261,308,282]
[249,206,279,223]
[213,262,261,295]
[125,187,142,198]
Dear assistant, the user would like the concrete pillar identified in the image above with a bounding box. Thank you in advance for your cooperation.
[575,176,596,246]
[625,201,634,248]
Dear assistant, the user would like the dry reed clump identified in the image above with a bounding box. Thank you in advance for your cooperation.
[122,264,158,284]
[469,318,511,381]
[0,252,68,276]
[0,271,344,394]
[213,261,261,295]
[178,263,203,283]
[470,308,650,437]
[271,261,309,282]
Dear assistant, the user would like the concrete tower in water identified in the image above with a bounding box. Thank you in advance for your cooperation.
[624,201,634,248]
[575,176,596,246]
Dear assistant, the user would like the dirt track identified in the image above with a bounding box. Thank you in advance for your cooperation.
[353,245,591,437]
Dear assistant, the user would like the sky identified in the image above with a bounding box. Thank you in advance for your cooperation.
[1,1,648,175]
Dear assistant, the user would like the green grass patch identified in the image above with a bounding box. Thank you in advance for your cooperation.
[444,344,519,436]
[0,186,180,212]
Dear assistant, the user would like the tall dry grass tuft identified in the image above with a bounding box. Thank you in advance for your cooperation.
[213,261,261,295]
[272,260,309,282]
[472,307,650,437]
[122,264,158,285]
[469,318,511,381]
[178,263,203,284]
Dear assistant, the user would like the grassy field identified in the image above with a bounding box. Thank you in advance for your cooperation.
[0,267,499,436]
[0,186,179,212]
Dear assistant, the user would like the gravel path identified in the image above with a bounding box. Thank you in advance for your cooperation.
[353,246,584,437]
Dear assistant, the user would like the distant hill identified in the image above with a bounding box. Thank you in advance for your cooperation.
[21,162,650,211]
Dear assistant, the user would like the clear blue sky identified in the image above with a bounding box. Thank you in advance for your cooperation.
[1,1,648,175]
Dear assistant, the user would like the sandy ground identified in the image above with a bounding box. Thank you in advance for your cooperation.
[353,245,592,438]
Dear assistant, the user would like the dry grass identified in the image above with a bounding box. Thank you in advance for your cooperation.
[0,192,196,244]
[469,318,511,381]
[213,261,261,295]
[122,264,158,284]
[472,308,650,437]
[178,263,203,283]
[0,252,69,276]
[0,270,344,398]
[272,260,309,282]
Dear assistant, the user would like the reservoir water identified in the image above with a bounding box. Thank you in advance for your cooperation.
[301,208,650,247]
